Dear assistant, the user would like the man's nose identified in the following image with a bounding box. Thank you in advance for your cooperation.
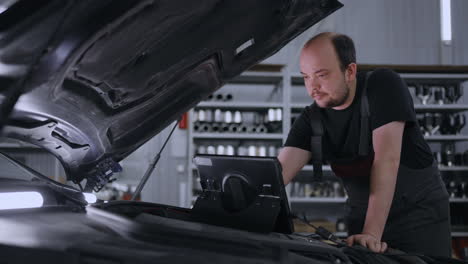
[306,77,319,94]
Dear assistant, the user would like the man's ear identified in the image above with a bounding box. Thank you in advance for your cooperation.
[345,63,357,82]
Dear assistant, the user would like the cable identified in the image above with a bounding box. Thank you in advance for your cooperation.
[291,213,346,246]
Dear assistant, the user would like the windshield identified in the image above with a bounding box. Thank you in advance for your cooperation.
[0,138,90,206]
[0,137,66,182]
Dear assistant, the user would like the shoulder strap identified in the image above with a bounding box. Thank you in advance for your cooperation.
[358,71,372,156]
[309,71,373,181]
[309,104,323,181]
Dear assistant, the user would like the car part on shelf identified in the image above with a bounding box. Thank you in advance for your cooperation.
[434,87,445,105]
[237,146,248,156]
[234,111,242,124]
[205,109,213,123]
[442,143,456,166]
[275,109,283,122]
[199,110,207,122]
[224,110,233,124]
[197,145,207,154]
[211,123,220,132]
[228,124,239,133]
[258,146,267,157]
[256,124,267,133]
[248,145,256,156]
[216,145,225,155]
[226,145,235,156]
[207,146,216,155]
[268,146,277,157]
[214,109,223,123]
[415,84,432,105]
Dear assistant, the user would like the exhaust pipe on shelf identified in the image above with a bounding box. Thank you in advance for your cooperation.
[228,124,239,133]
[238,125,248,133]
[211,123,220,133]
[201,124,212,133]
[256,125,268,133]
[247,125,257,133]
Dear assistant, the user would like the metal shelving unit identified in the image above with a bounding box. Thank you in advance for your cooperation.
[197,102,283,109]
[399,73,468,80]
[187,67,288,207]
[414,104,468,113]
[424,135,468,141]
[192,133,284,140]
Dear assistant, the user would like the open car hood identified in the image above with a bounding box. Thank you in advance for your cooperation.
[0,0,342,190]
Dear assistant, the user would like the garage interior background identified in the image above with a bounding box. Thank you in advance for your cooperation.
[2,0,468,240]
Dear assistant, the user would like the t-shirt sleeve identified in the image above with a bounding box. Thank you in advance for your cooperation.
[284,107,313,151]
[367,68,416,130]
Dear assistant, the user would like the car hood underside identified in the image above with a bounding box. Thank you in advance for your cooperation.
[0,0,342,188]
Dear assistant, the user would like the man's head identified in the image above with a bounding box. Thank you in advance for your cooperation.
[300,32,357,109]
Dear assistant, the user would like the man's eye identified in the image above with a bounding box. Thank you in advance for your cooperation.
[318,74,327,78]
[303,76,309,79]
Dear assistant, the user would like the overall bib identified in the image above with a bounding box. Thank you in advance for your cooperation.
[308,72,452,257]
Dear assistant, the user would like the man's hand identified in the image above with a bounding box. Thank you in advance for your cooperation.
[346,233,388,253]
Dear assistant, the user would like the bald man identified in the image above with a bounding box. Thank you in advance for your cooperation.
[278,32,451,256]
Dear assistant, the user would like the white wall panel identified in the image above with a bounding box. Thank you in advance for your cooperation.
[268,0,444,71]
[452,0,468,65]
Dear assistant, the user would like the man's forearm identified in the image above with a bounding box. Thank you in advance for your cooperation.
[362,158,399,240]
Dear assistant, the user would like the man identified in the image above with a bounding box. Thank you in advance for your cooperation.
[278,32,451,256]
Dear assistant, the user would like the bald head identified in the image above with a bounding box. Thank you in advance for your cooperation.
[303,32,336,49]
[299,32,357,110]
[302,32,356,72]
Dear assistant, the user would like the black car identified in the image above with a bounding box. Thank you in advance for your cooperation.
[0,1,462,263]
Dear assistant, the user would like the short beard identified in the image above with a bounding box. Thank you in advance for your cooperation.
[320,83,350,108]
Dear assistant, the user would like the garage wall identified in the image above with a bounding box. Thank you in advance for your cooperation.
[451,0,468,65]
[265,0,467,69]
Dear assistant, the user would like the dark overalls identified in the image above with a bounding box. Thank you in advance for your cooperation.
[309,72,452,257]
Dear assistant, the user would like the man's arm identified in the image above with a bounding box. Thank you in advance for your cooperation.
[347,121,404,253]
[278,147,312,184]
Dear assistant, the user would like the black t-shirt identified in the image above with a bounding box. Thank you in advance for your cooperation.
[285,68,433,174]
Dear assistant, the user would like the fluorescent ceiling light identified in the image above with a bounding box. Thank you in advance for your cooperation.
[0,6,7,15]
[0,192,44,210]
[440,0,452,44]
[0,0,19,15]
[83,192,97,204]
